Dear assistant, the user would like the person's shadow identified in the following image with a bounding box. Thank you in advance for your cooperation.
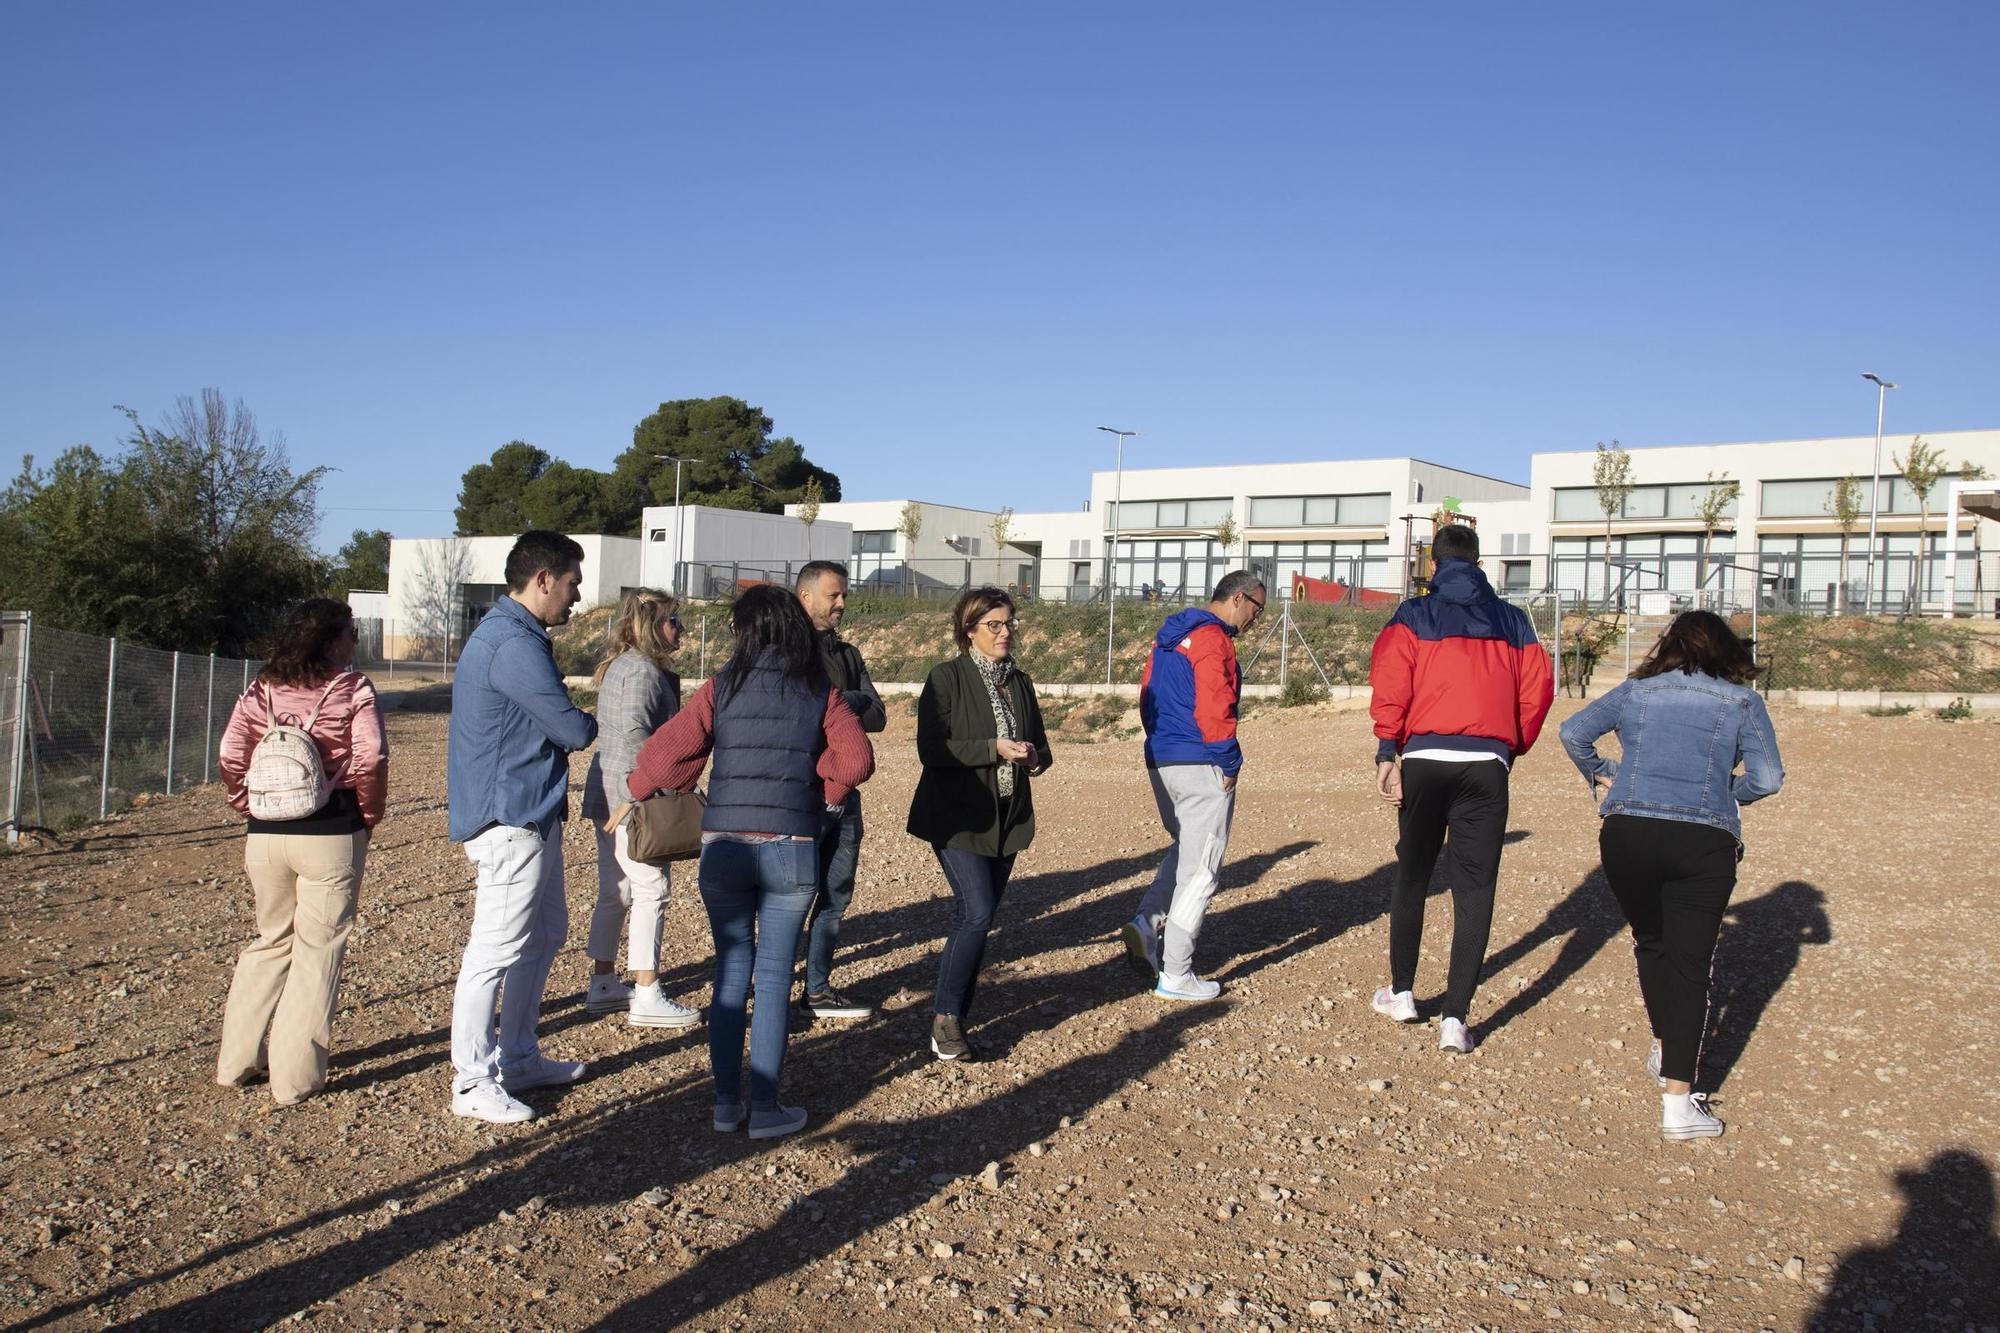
[1475,866,1625,1037]
[1703,880,1830,1091]
[1809,1149,2000,1331]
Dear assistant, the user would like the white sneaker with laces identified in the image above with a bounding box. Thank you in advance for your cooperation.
[1153,973,1222,1002]
[1662,1091,1724,1140]
[1438,1017,1474,1054]
[452,1083,534,1124]
[629,983,701,1029]
[1371,986,1419,1023]
[1119,918,1162,979]
[500,1055,588,1093]
[586,974,633,1014]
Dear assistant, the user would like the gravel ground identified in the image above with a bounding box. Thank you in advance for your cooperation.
[1,691,1996,1332]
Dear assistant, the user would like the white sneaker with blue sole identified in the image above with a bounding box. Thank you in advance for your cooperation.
[1154,973,1221,1002]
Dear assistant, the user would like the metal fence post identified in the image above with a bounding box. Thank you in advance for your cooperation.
[203,654,216,784]
[242,659,249,691]
[165,651,180,795]
[5,612,30,844]
[100,638,117,818]
[1278,601,1291,691]
[699,615,709,678]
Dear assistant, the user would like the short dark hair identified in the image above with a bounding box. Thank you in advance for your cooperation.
[796,560,850,592]
[1211,570,1265,605]
[1432,523,1480,563]
[505,530,585,592]
[951,586,1017,653]
[1633,610,1762,685]
[259,598,354,688]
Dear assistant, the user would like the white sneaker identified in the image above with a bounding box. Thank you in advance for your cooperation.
[452,1083,534,1124]
[1438,1017,1474,1054]
[586,975,633,1014]
[500,1055,588,1093]
[1153,973,1222,1002]
[1119,919,1162,979]
[1646,1038,1665,1087]
[1371,987,1418,1023]
[748,1105,808,1140]
[1662,1091,1724,1140]
[713,1102,747,1133]
[629,984,702,1029]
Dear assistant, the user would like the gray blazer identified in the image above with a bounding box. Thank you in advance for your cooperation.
[580,650,681,821]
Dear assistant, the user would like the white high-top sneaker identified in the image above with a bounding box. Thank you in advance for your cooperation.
[1661,1091,1724,1140]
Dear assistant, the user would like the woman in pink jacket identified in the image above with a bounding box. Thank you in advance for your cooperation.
[216,598,389,1105]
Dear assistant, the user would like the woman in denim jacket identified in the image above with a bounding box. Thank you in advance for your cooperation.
[1560,611,1783,1141]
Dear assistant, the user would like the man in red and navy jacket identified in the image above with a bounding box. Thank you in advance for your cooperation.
[1120,570,1267,1003]
[1367,524,1553,1055]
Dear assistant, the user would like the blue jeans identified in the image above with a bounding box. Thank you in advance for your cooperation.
[932,847,1017,1021]
[804,794,863,996]
[699,838,818,1110]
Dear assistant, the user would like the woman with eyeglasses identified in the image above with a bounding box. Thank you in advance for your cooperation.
[216,598,388,1105]
[579,589,700,1029]
[907,587,1055,1061]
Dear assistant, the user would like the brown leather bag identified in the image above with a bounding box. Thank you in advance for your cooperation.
[608,789,707,863]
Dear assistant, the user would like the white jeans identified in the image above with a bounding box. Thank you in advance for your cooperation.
[586,822,671,973]
[1135,764,1238,978]
[450,823,567,1093]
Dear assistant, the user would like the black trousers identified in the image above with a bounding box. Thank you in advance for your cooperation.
[1598,813,1739,1087]
[1389,758,1510,1021]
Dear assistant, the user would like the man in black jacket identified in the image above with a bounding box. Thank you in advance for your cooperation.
[796,561,887,1018]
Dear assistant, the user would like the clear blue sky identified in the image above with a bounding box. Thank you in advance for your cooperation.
[4,2,1995,552]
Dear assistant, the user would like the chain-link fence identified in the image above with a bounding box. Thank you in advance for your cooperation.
[2,612,265,841]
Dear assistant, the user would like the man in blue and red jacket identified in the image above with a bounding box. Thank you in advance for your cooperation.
[1367,523,1553,1055]
[1121,570,1266,1002]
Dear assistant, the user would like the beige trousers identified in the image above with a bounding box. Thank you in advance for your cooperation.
[216,829,368,1103]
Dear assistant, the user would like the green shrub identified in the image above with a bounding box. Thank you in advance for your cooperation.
[1936,696,1974,722]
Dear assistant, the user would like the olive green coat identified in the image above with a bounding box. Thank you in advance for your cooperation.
[905,653,1054,856]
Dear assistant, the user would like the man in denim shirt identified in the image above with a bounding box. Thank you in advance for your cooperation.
[446,531,598,1123]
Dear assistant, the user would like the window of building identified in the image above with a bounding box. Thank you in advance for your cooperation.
[852,530,896,553]
[1759,475,1961,517]
[1500,561,1532,592]
[1244,538,1392,597]
[1106,497,1232,530]
[1551,482,1739,522]
[1245,493,1392,528]
[1110,537,1226,598]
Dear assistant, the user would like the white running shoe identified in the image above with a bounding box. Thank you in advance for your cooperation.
[629,983,702,1029]
[1371,987,1419,1023]
[452,1083,534,1124]
[1154,973,1222,1002]
[1119,919,1162,979]
[500,1055,588,1093]
[1662,1091,1724,1140]
[1438,1017,1474,1054]
[586,975,633,1014]
[748,1105,808,1140]
[1646,1038,1665,1087]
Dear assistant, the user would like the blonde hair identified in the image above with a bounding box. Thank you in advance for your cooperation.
[593,589,681,685]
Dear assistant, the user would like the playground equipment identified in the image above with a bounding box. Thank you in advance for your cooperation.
[1400,498,1478,597]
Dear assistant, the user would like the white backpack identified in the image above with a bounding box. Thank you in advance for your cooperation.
[245,677,343,821]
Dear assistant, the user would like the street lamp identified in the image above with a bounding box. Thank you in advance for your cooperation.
[654,454,692,595]
[1097,426,1139,685]
[1861,373,1898,613]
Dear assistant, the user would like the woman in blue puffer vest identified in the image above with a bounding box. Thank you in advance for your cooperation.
[1560,610,1783,1142]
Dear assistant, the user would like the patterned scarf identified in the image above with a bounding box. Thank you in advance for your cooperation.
[972,653,1019,797]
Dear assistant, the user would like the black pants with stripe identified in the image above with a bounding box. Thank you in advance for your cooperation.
[1598,813,1739,1087]
[1389,758,1510,1022]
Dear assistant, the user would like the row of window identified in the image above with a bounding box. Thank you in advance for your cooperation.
[1106,492,1394,531]
[1551,474,1972,522]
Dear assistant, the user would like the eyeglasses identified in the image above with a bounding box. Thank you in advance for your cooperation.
[975,617,1020,634]
[1242,594,1266,617]
[668,615,683,631]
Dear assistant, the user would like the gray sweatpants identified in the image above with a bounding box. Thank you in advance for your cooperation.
[1134,764,1238,979]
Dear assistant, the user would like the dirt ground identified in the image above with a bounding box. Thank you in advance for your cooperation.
[1,692,1996,1332]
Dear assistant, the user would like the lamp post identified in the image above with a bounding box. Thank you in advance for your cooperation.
[655,453,691,596]
[1861,373,1897,613]
[1097,426,1139,685]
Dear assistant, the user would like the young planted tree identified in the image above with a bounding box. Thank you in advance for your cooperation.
[988,506,1015,586]
[897,500,924,598]
[1824,475,1864,613]
[797,476,823,563]
[1890,438,1990,606]
[1692,471,1740,605]
[1592,440,1635,608]
[1213,511,1239,557]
